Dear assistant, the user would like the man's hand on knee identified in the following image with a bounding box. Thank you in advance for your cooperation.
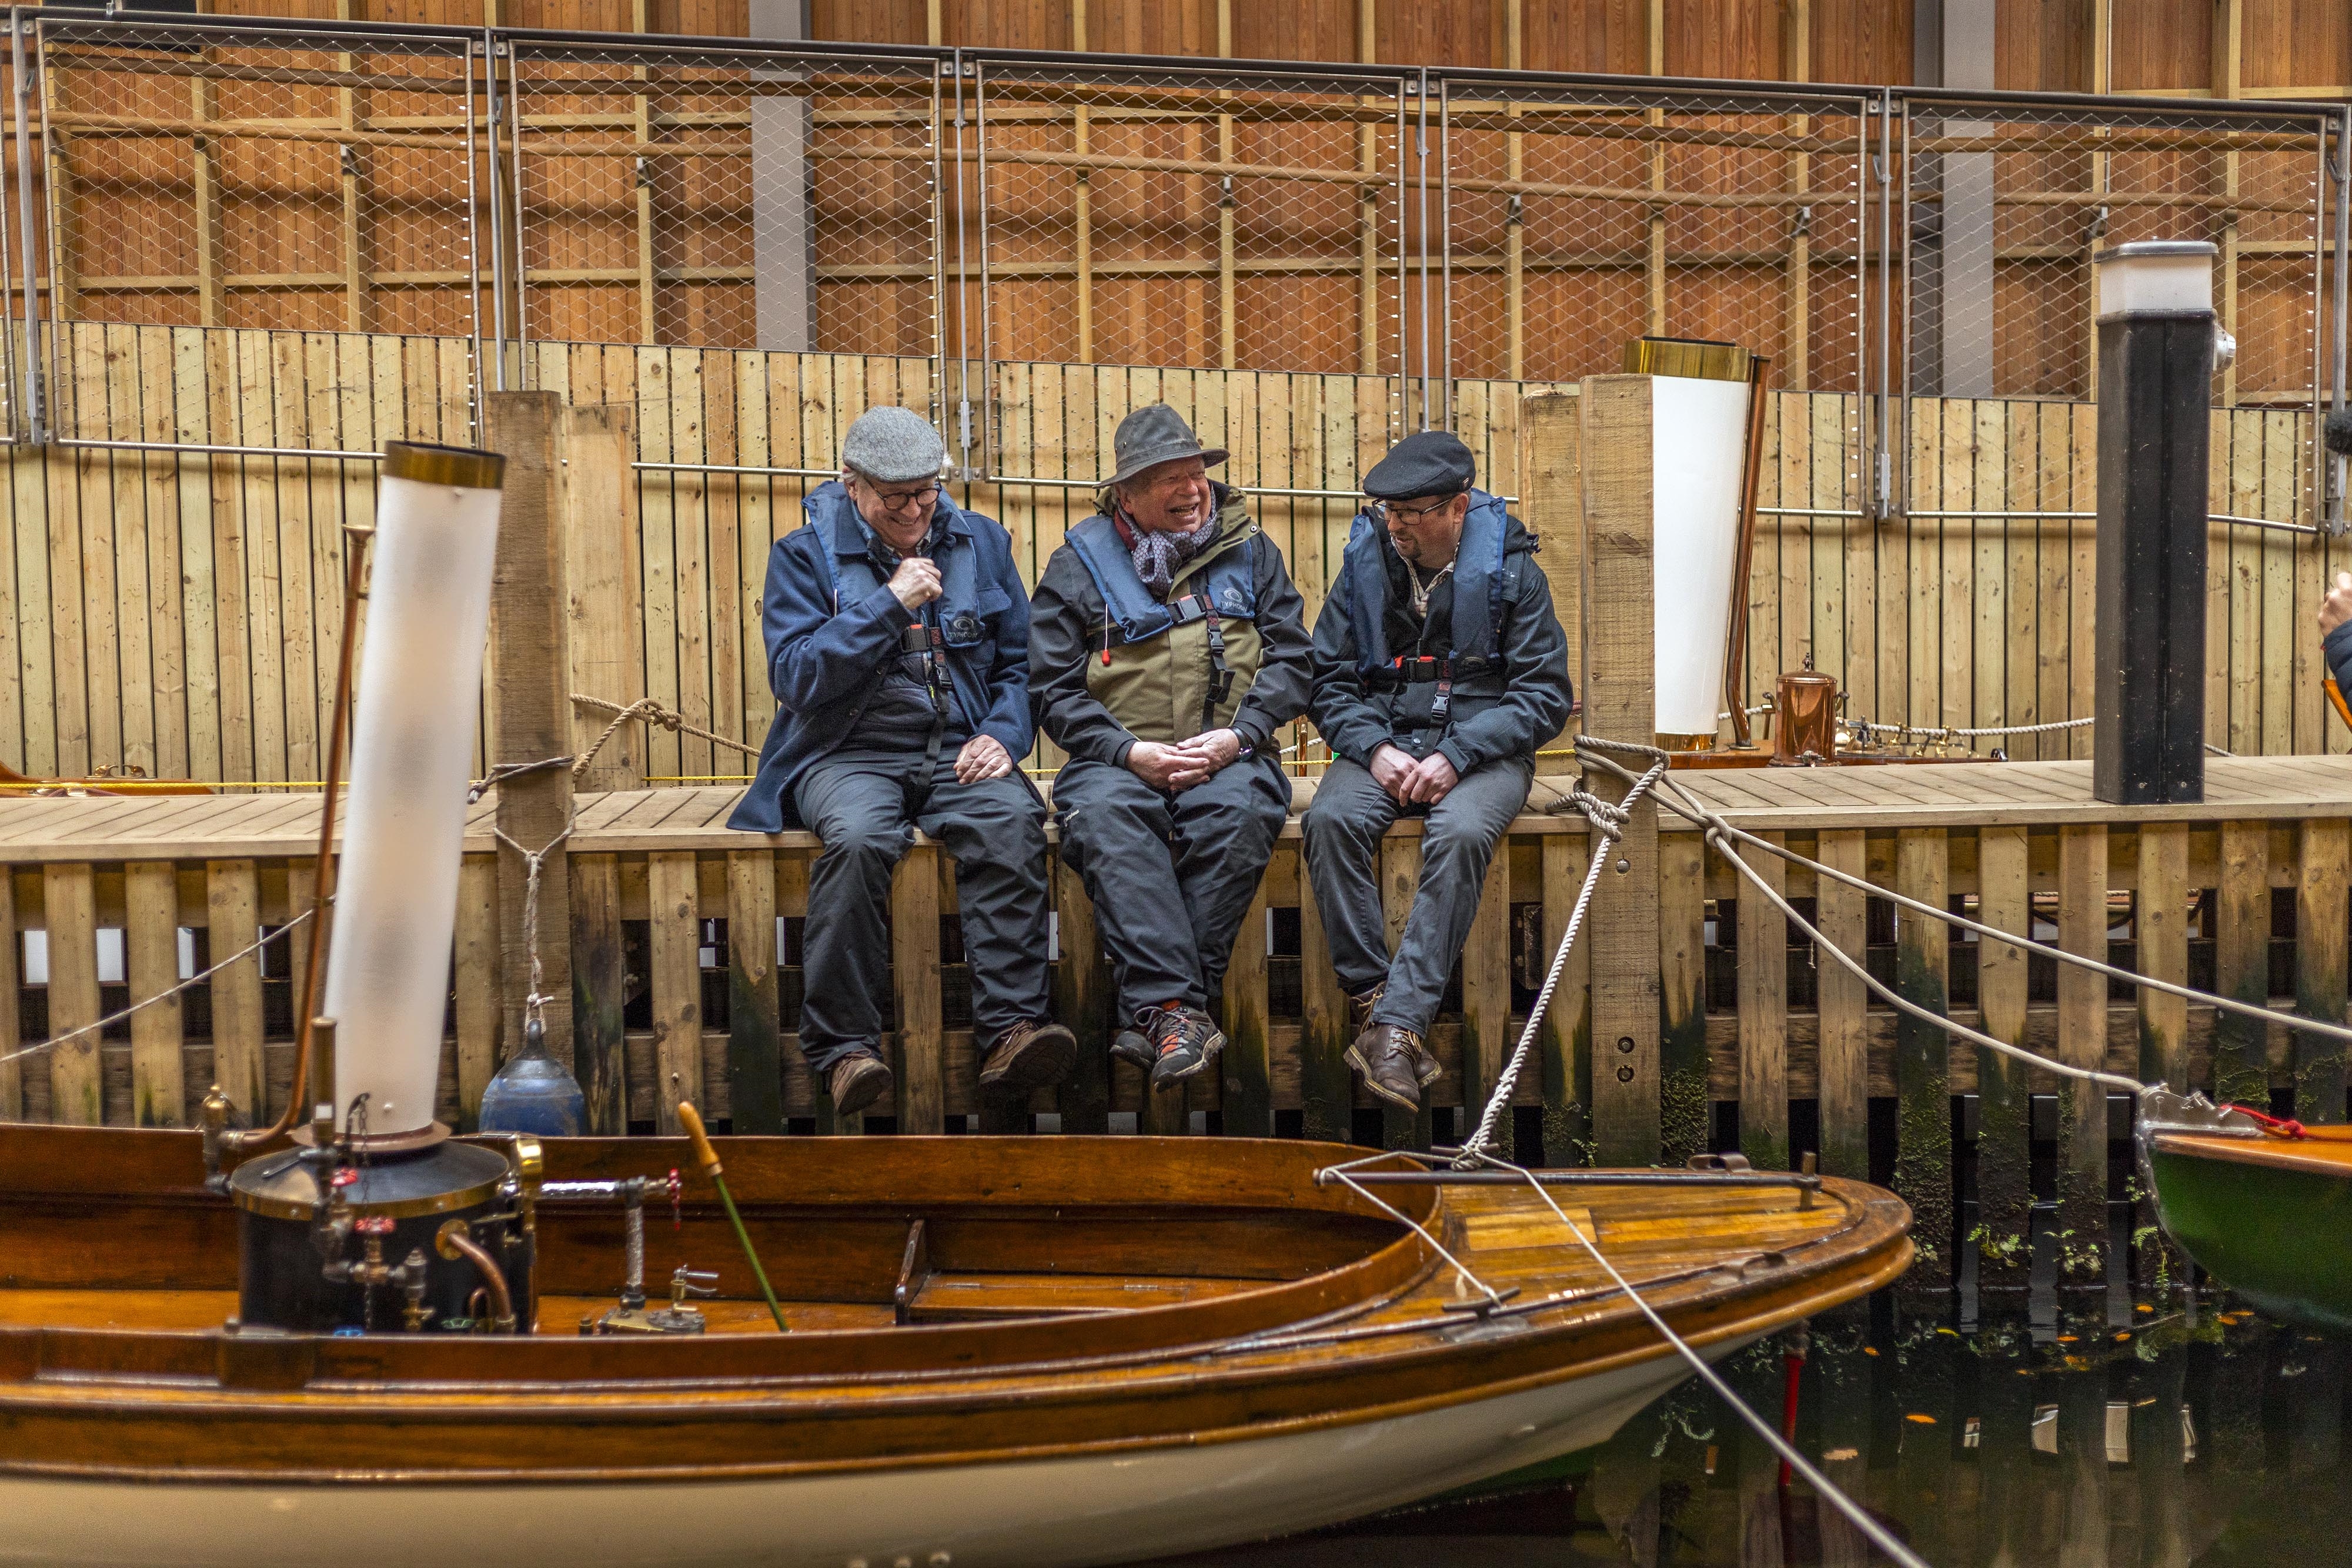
[1399,751,1459,805]
[1368,743,1418,803]
[954,733,1014,783]
[1126,741,1192,791]
[1165,728,1242,790]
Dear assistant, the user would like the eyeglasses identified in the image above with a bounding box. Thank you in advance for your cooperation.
[1372,495,1458,523]
[860,481,941,511]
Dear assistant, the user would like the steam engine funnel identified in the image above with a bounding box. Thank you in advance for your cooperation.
[324,442,506,1138]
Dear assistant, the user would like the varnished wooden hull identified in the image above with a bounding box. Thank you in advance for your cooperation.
[0,1127,1912,1567]
[2147,1130,2352,1332]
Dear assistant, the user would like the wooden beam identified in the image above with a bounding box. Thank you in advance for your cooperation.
[1645,0,1665,336]
[336,1,373,333]
[1891,828,1951,1288]
[1506,0,1524,381]
[1783,0,1810,385]
[1357,0,1380,378]
[1217,0,1236,370]
[2056,823,2109,1287]
[2216,0,2243,406]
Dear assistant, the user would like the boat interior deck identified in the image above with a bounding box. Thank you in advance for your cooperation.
[5,754,2350,863]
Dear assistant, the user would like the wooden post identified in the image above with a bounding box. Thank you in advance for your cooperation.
[1221,857,1275,1138]
[569,854,627,1134]
[2213,820,2270,1108]
[1815,827,1870,1180]
[1520,391,1582,777]
[1657,832,1708,1167]
[2134,819,2190,1286]
[0,872,20,1121]
[1296,855,1354,1145]
[43,865,101,1125]
[1892,828,1952,1288]
[1736,831,1790,1170]
[482,393,579,1096]
[1052,861,1114,1136]
[647,851,703,1134]
[2296,818,2349,1123]
[125,860,185,1128]
[727,850,786,1135]
[1579,375,1662,1166]
[1536,833,1593,1165]
[1975,823,2033,1290]
[890,841,947,1135]
[1459,845,1514,1157]
[2056,823,2109,1288]
[205,859,266,1126]
[1378,834,1431,1151]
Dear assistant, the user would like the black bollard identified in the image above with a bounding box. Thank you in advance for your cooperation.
[2093,240,2221,805]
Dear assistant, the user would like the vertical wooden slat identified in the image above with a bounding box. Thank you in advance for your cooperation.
[1296,847,1354,1146]
[647,851,703,1134]
[125,860,185,1129]
[1892,828,1952,1287]
[2213,820,2271,1108]
[1537,833,1593,1166]
[42,865,101,1126]
[205,859,265,1124]
[727,850,784,1135]
[570,851,627,1135]
[1735,832,1789,1170]
[453,854,501,1132]
[565,406,646,793]
[2296,819,2349,1124]
[1458,837,1514,1156]
[1975,824,2033,1290]
[2136,822,2191,1091]
[2056,823,2109,1287]
[1377,834,1429,1151]
[1052,859,1113,1136]
[890,841,946,1136]
[1657,831,1708,1168]
[1221,853,1274,1138]
[0,870,19,1120]
[1798,831,1862,1188]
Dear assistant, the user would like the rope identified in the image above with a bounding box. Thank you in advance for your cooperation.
[1317,1149,1514,1311]
[572,695,760,778]
[492,818,576,1037]
[0,907,318,1071]
[1454,740,1669,1169]
[468,754,574,804]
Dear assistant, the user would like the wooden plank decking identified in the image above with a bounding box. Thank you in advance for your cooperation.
[6,755,2352,862]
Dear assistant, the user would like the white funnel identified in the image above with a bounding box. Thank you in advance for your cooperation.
[1649,373,1752,738]
[323,443,505,1138]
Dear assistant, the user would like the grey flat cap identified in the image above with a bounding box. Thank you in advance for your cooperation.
[840,405,947,485]
[1362,429,1475,500]
[1107,403,1228,488]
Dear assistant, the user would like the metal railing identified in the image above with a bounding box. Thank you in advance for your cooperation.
[2,9,2344,523]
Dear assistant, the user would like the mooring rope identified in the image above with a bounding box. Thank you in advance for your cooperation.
[572,694,761,778]
[492,816,577,1041]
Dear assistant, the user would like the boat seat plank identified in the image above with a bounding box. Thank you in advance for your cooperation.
[904,1272,1271,1322]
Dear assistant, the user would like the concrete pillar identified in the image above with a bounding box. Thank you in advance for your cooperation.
[749,0,817,352]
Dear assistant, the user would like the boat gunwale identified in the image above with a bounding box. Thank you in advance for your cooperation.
[2149,1129,2352,1178]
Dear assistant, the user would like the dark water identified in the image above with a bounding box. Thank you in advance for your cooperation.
[1151,1289,2352,1567]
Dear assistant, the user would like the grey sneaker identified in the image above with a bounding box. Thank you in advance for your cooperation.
[1143,1005,1225,1093]
[827,1051,894,1118]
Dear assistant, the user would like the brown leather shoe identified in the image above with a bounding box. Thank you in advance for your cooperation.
[978,1019,1077,1098]
[827,1051,894,1118]
[1347,985,1385,1037]
[1345,1024,1441,1112]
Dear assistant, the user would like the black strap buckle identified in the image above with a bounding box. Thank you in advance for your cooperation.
[1202,606,1232,726]
[1168,593,1213,627]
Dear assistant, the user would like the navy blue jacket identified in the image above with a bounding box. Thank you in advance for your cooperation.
[727,483,1035,833]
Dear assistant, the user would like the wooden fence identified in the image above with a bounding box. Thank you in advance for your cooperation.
[0,322,2341,792]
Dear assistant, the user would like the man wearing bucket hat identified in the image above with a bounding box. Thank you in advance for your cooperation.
[1028,404,1312,1091]
[729,404,1073,1118]
[1301,429,1572,1112]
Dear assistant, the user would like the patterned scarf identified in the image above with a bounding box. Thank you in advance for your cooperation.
[1115,501,1217,601]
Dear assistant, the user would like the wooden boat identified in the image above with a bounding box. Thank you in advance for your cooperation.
[2140,1088,2352,1331]
[0,1125,1910,1568]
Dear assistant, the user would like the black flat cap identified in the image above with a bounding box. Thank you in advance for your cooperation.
[1362,429,1476,501]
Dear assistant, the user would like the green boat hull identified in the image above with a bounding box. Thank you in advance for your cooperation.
[2150,1141,2352,1332]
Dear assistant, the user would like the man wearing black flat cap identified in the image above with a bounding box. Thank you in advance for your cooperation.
[1029,404,1313,1094]
[1301,429,1573,1112]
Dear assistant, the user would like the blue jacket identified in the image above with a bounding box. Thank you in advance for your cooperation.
[727,483,1035,833]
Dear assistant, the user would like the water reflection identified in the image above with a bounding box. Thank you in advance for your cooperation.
[1155,1292,2350,1566]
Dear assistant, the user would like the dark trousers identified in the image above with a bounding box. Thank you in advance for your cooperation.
[792,750,1051,1074]
[1301,754,1533,1038]
[1051,753,1291,1021]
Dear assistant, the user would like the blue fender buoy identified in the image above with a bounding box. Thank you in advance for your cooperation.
[478,1015,586,1136]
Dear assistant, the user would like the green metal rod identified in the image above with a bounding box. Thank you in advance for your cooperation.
[678,1102,789,1333]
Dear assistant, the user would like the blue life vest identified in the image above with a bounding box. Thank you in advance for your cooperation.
[1065,511,1259,728]
[1341,489,1511,722]
[816,496,994,740]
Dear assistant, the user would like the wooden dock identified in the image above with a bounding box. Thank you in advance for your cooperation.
[6,752,2352,1294]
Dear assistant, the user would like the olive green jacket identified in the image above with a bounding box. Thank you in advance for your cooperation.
[1028,486,1313,765]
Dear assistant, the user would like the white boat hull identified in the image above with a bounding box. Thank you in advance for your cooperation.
[0,1340,1736,1568]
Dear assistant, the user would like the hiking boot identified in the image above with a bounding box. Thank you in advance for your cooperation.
[1345,1024,1441,1112]
[978,1019,1077,1099]
[1109,1027,1155,1071]
[1347,985,1385,1037]
[827,1051,894,1118]
[1142,1005,1225,1092]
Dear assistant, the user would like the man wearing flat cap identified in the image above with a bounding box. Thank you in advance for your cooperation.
[730,404,1073,1118]
[1302,429,1573,1111]
[1029,404,1312,1090]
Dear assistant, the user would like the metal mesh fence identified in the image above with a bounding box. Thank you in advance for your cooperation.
[31,14,482,443]
[971,62,1411,390]
[506,38,941,382]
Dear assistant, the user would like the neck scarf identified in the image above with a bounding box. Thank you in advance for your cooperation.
[1114,501,1217,601]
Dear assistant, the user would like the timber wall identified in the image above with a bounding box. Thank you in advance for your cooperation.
[0,323,2337,789]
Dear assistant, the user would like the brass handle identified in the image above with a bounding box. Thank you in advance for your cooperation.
[677,1101,723,1181]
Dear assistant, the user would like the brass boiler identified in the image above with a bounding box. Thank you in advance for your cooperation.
[1772,665,1840,765]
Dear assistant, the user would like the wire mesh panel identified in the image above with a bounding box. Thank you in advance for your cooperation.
[32,14,482,440]
[970,62,1411,403]
[506,37,941,379]
[1441,81,1875,402]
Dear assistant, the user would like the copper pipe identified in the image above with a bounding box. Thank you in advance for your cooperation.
[1723,355,1773,750]
[221,524,370,1153]
[437,1219,518,1332]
